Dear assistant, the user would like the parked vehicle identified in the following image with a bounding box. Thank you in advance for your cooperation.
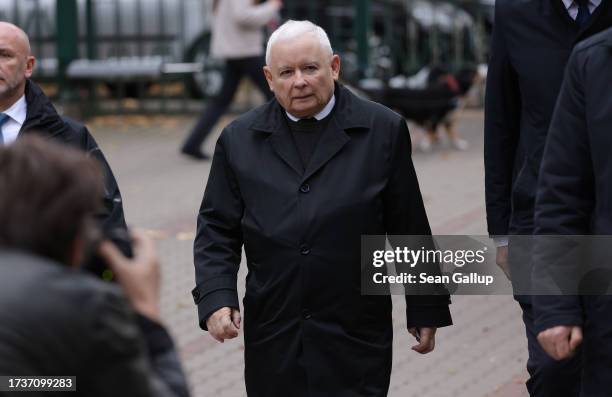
[0,0,223,98]
[0,0,491,99]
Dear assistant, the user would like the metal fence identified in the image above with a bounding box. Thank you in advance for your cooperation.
[0,0,492,116]
[284,0,492,80]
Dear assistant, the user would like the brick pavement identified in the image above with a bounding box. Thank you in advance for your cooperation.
[90,109,529,397]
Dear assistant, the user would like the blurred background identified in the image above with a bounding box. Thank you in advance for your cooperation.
[1,1,532,396]
[0,0,492,115]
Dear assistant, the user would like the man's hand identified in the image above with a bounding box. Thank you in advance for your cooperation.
[496,245,511,279]
[537,325,583,360]
[98,229,161,322]
[409,327,436,354]
[206,307,241,343]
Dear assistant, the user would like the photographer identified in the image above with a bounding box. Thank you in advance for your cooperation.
[0,136,190,397]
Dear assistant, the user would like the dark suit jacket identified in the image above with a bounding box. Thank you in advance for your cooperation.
[0,252,189,397]
[19,80,129,257]
[192,83,451,396]
[533,28,612,332]
[484,0,612,236]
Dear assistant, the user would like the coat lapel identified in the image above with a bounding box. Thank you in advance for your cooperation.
[302,84,371,181]
[301,115,349,182]
[268,125,305,176]
[250,100,304,177]
[250,83,369,180]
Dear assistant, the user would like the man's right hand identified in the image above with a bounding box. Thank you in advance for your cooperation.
[496,245,511,279]
[206,307,241,343]
[537,325,583,361]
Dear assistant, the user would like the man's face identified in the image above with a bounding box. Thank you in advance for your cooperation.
[0,25,34,104]
[264,33,340,118]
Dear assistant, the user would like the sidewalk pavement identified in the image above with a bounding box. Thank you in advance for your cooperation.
[90,108,529,397]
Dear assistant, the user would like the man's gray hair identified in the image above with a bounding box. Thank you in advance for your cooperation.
[265,20,333,65]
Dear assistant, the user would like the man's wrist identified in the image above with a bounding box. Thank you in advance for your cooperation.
[133,302,162,323]
[492,236,508,247]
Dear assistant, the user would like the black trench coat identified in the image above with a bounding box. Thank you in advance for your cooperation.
[192,83,451,396]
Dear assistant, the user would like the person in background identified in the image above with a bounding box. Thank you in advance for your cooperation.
[180,0,283,160]
[0,136,190,397]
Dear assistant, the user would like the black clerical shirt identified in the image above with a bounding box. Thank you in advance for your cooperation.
[286,116,331,170]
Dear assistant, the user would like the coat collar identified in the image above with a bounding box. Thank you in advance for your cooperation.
[250,82,370,133]
[20,79,68,140]
[250,82,370,181]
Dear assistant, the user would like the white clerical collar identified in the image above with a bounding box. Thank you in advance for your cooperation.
[286,94,336,122]
[2,94,27,126]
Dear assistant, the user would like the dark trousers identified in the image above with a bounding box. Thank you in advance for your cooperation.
[520,302,582,397]
[182,56,272,152]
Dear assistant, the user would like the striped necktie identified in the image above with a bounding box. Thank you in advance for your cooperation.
[0,113,10,145]
[576,0,591,28]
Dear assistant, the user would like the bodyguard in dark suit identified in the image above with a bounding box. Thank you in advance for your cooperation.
[484,0,612,395]
[0,22,129,257]
[192,20,451,396]
[534,26,612,396]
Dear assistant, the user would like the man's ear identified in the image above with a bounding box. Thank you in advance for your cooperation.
[24,56,35,79]
[330,54,340,80]
[263,66,274,92]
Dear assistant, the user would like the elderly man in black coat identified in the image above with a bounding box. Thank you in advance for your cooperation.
[192,20,452,396]
[534,26,612,396]
[484,1,612,395]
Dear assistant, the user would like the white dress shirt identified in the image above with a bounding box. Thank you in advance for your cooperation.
[0,95,27,145]
[562,0,602,19]
[286,94,336,122]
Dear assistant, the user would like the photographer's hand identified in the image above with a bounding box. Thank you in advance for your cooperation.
[98,230,161,323]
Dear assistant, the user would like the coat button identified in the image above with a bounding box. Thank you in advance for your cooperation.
[300,244,310,255]
[300,184,310,193]
[302,309,312,320]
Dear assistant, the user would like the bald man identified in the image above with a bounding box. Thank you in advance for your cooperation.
[0,22,130,258]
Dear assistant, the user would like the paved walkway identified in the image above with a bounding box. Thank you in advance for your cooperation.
[89,108,529,397]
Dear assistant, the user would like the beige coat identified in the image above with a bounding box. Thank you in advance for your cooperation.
[210,0,280,60]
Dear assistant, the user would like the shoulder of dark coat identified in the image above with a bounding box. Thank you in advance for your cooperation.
[39,115,96,153]
[226,101,270,132]
[574,25,612,54]
[0,251,123,305]
[24,81,95,150]
[355,93,405,125]
[337,83,405,126]
[219,84,404,144]
[60,116,98,148]
[61,116,87,133]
